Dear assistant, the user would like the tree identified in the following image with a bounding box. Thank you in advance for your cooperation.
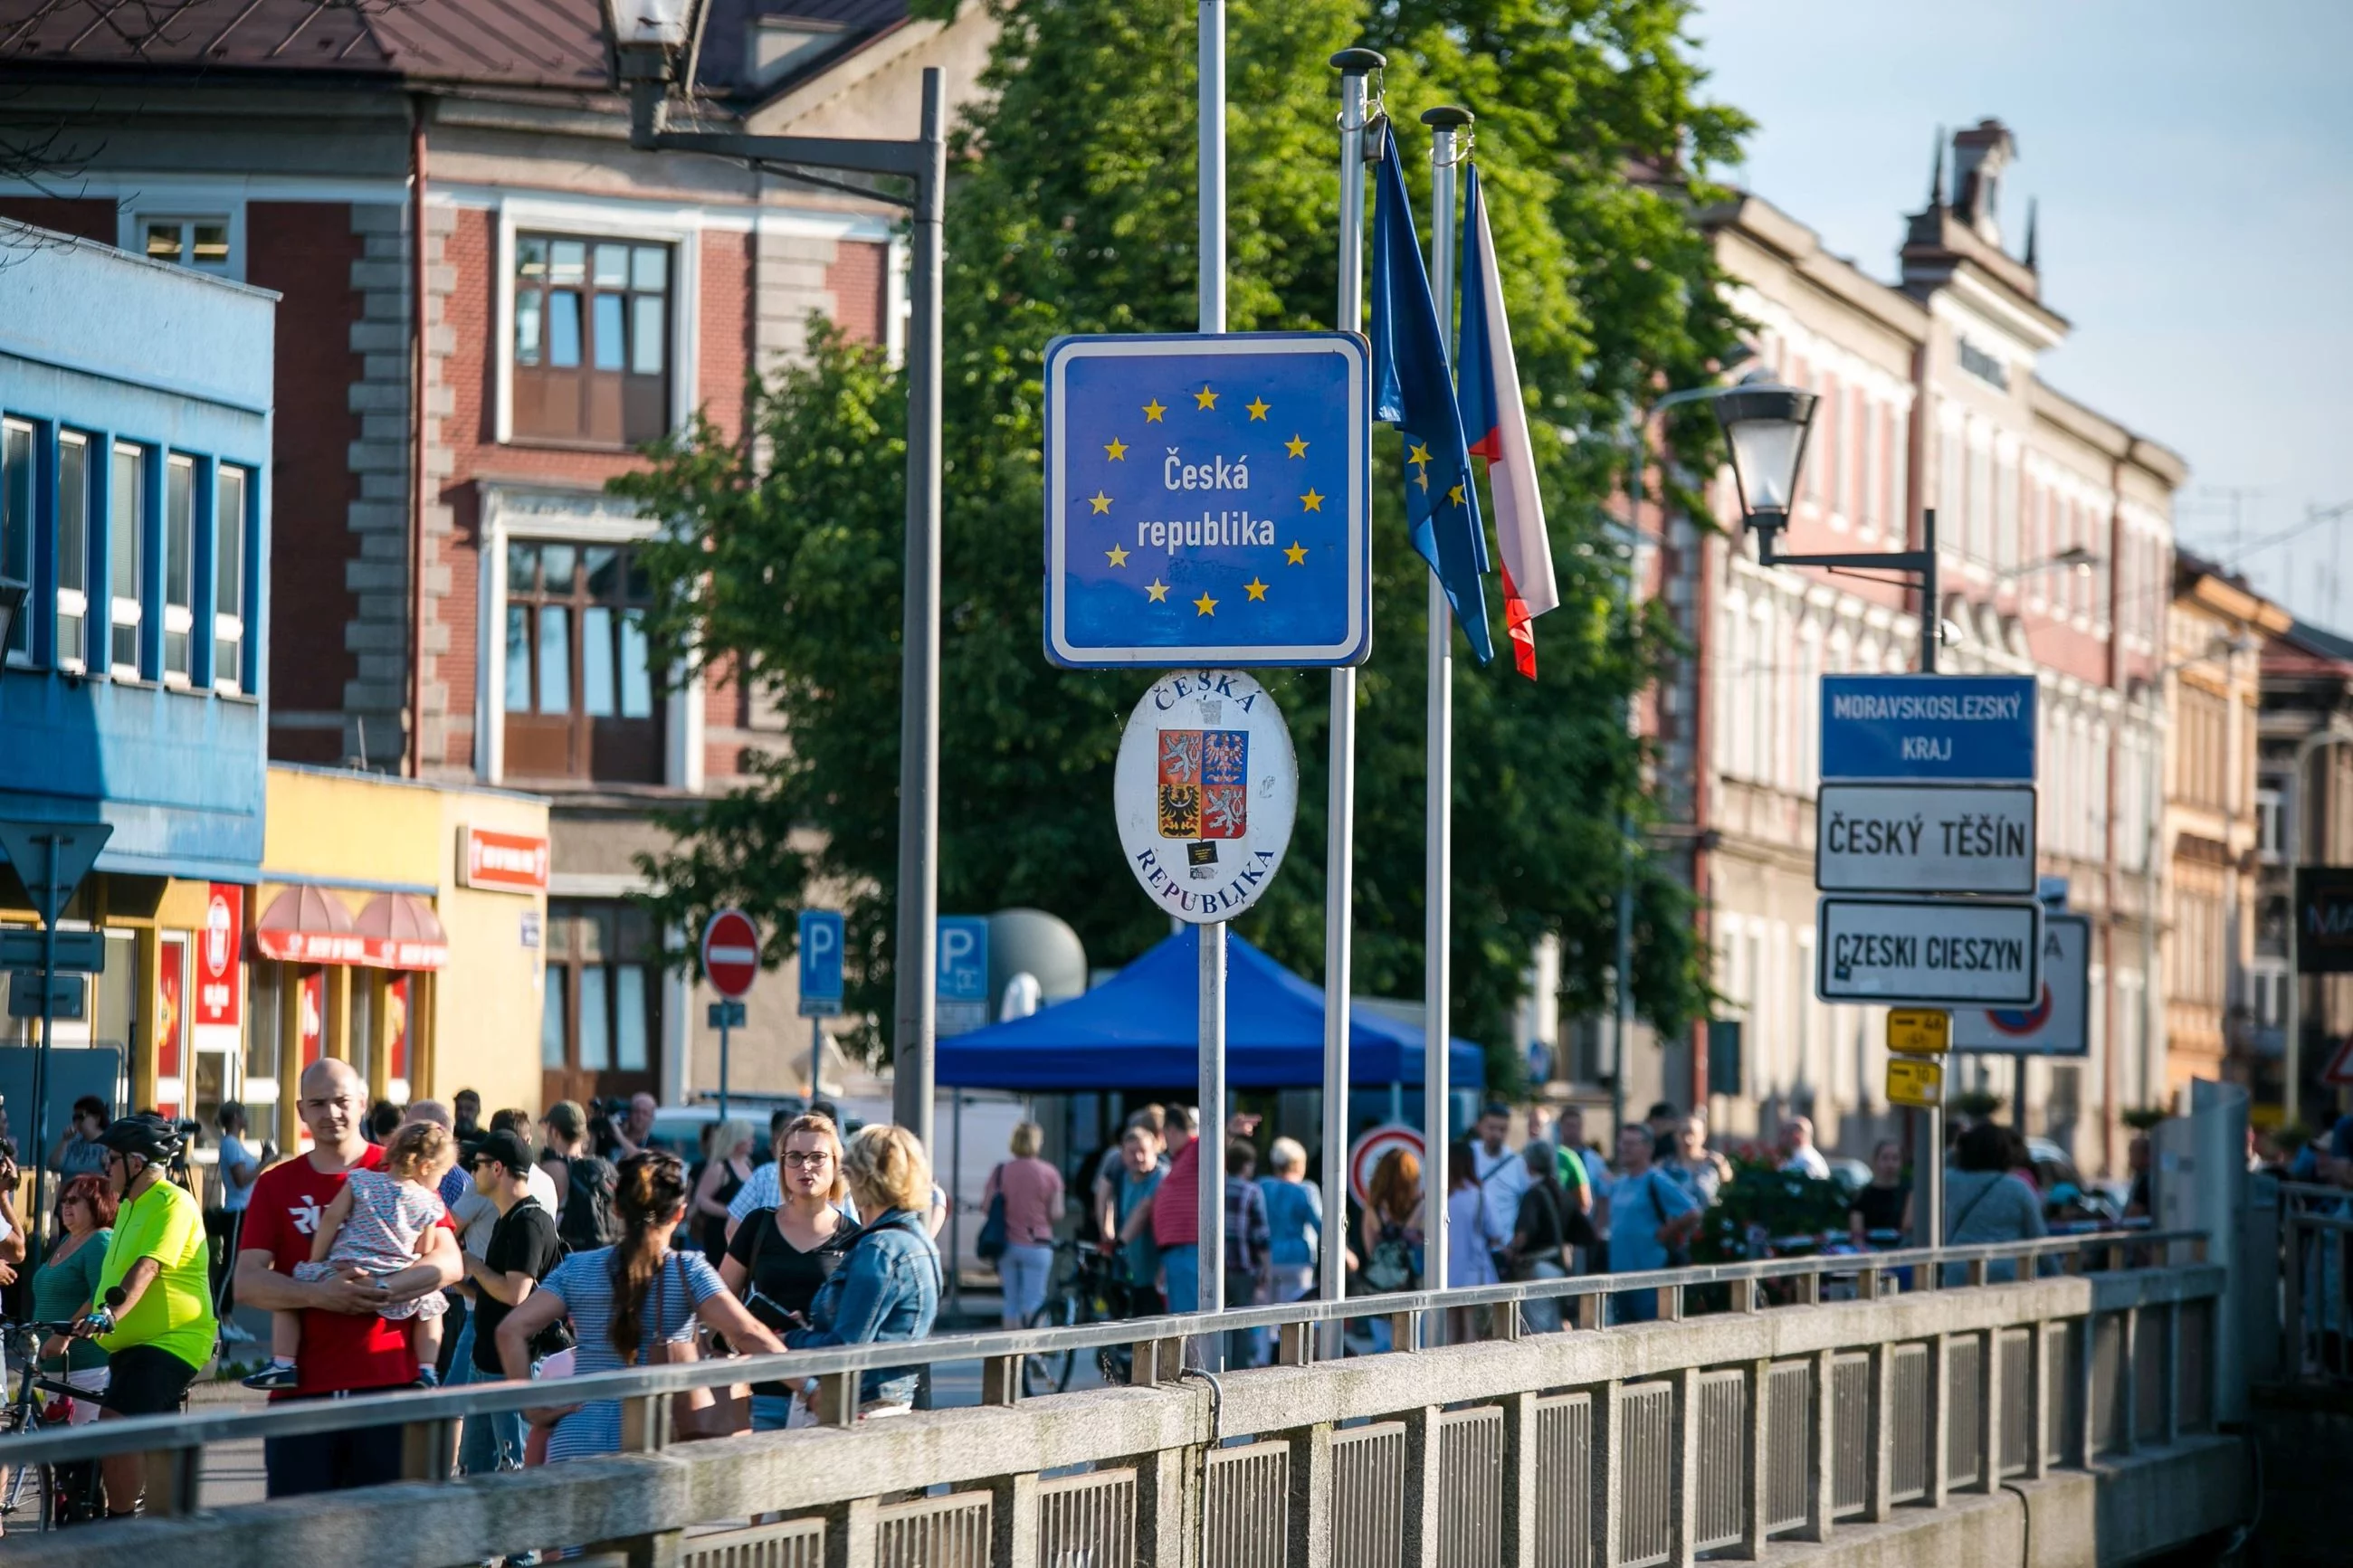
[620,0,1749,1087]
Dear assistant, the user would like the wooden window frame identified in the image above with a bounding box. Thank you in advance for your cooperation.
[510,232,674,450]
[500,538,663,784]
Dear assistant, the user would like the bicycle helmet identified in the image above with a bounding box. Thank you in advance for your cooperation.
[98,1112,181,1165]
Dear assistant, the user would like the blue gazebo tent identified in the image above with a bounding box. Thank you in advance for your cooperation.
[934,925,1483,1090]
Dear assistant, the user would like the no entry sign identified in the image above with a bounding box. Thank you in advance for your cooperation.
[1347,1123,1424,1208]
[701,909,761,1000]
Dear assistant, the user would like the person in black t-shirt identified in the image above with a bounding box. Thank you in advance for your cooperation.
[459,1128,568,1474]
[719,1113,853,1430]
[1847,1138,1913,1250]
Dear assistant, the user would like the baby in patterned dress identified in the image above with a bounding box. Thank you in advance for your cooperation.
[244,1119,454,1389]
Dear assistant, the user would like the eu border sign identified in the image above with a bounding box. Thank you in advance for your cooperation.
[1043,332,1371,669]
[1818,674,2036,783]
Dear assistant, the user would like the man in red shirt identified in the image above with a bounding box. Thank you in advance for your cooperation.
[233,1058,463,1497]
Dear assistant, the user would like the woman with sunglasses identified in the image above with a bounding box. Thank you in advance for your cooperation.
[718,1114,853,1431]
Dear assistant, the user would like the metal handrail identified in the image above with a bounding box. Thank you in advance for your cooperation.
[0,1227,2212,1468]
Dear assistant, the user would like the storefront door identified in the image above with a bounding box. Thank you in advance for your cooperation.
[541,898,661,1111]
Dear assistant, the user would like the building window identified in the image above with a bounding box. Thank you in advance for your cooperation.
[109,444,143,679]
[502,540,662,782]
[1,419,29,661]
[543,898,660,1104]
[162,454,195,683]
[56,433,89,670]
[142,217,232,274]
[215,464,247,693]
[2257,787,2282,862]
[511,234,672,448]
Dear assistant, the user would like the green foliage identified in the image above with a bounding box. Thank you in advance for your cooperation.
[618,0,1748,1076]
[1692,1154,1854,1263]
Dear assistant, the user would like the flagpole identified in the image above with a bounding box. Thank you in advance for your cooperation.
[1196,0,1229,1356]
[1325,46,1382,1356]
[1420,105,1471,1319]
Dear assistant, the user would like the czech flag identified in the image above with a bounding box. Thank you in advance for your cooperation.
[1369,132,1494,665]
[1454,165,1557,679]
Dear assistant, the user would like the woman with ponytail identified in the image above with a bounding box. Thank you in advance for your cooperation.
[494,1150,783,1461]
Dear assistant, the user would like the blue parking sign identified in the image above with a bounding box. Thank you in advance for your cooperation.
[1043,332,1371,668]
[797,909,844,1019]
[936,916,991,1038]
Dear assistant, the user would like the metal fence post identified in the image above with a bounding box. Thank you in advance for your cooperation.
[141,1443,204,1519]
[2073,1317,2098,1467]
[1925,1334,1949,1509]
[1669,1365,1699,1568]
[988,1471,1041,1567]
[2119,1308,2140,1456]
[1863,1343,1895,1523]
[2162,1300,2181,1446]
[1739,1359,1770,1557]
[822,1497,879,1568]
[1401,1405,1443,1568]
[1977,1330,1999,1493]
[1805,1348,1836,1543]
[1283,1421,1335,1568]
[1500,1390,1538,1568]
[1138,1442,1201,1568]
[2025,1320,2051,1480]
[1595,1380,1624,1568]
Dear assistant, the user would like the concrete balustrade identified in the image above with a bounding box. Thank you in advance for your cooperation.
[0,1240,2238,1568]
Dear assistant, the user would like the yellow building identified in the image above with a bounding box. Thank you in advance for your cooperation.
[248,765,549,1149]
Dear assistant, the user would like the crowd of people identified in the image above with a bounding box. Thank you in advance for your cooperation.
[0,1071,2126,1541]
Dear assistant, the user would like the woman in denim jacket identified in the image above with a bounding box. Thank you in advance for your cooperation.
[786,1123,942,1417]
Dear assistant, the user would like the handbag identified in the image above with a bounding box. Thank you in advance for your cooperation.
[976,1164,1010,1263]
[651,1254,748,1441]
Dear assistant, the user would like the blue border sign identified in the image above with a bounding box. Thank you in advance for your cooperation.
[1043,332,1371,668]
[1819,674,2036,783]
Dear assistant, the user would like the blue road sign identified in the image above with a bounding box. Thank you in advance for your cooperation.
[1819,673,2037,783]
[1043,332,1371,668]
[937,916,990,1003]
[797,909,845,1019]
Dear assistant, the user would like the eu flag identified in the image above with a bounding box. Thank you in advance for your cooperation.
[1368,135,1493,664]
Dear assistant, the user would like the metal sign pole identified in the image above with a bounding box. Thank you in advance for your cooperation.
[1421,107,1472,1305]
[31,833,58,1274]
[1919,505,1943,1252]
[718,1012,731,1124]
[1196,0,1229,1345]
[1323,46,1382,1354]
[890,67,948,1155]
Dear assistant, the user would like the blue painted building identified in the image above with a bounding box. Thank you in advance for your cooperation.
[0,219,272,884]
[1,220,273,1118]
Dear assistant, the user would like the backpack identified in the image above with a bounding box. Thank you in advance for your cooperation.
[559,1153,624,1251]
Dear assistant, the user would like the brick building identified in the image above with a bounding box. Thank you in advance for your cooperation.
[1634,121,2186,1174]
[0,0,996,1110]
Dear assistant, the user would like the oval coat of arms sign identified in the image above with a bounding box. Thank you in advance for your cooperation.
[1113,669,1298,924]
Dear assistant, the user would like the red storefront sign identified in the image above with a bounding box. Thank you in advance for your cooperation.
[196,882,244,1028]
[157,939,185,1118]
[252,927,449,971]
[300,969,325,1068]
[461,826,550,893]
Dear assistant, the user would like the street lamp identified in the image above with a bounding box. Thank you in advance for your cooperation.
[606,0,949,1154]
[1711,376,1820,548]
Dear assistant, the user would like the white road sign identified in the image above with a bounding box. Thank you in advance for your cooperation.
[1950,913,2090,1057]
[1815,895,2043,1006]
[1113,669,1298,924]
[1815,783,2038,896]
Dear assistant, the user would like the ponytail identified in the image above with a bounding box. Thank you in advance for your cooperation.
[606,1149,687,1364]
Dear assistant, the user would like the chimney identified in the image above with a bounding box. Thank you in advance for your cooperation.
[1949,119,2017,247]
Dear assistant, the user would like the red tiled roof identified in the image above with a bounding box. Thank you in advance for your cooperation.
[0,0,914,95]
[0,0,614,92]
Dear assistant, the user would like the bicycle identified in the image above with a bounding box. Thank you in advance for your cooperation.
[0,1318,110,1531]
[1021,1241,1148,1396]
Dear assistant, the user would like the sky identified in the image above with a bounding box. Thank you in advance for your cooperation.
[1686,0,2353,630]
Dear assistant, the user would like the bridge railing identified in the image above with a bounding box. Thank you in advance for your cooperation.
[2276,1179,2353,1387]
[1,1229,2229,1568]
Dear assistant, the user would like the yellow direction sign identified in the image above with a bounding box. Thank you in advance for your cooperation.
[1887,1008,1950,1056]
[1885,1056,1945,1108]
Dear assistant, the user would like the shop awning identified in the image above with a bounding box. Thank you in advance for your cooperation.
[253,886,447,970]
